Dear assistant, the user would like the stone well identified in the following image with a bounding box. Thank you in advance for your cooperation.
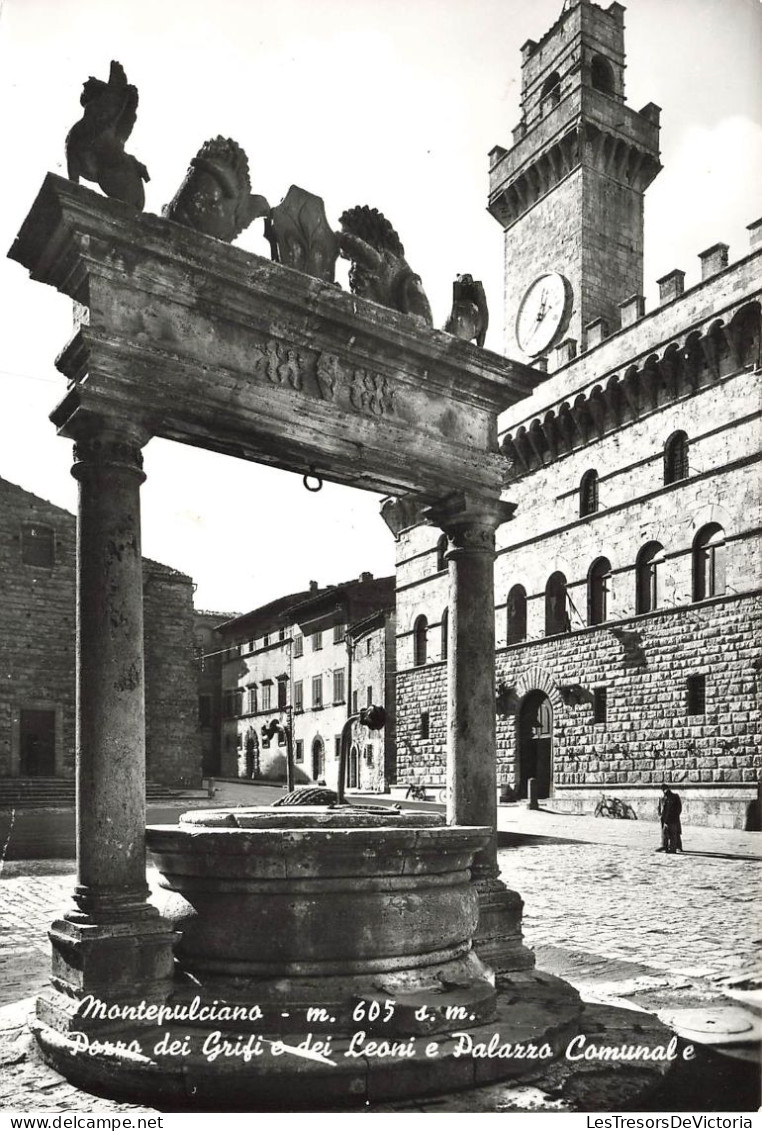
[146,806,498,1035]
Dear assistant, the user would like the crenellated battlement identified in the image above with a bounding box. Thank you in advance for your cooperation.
[499,226,762,479]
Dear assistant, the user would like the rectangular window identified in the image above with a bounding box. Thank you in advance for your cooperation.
[247,639,254,654]
[294,634,304,658]
[312,631,323,651]
[365,744,374,767]
[366,685,373,708]
[237,733,242,749]
[198,695,211,728]
[277,678,288,710]
[295,739,304,763]
[333,669,346,704]
[294,680,303,713]
[247,685,257,715]
[687,674,706,715]
[279,627,286,642]
[352,689,359,714]
[312,676,323,709]
[420,711,430,740]
[334,735,342,761]
[21,524,55,567]
[593,688,607,725]
[366,639,372,655]
[261,683,272,712]
[333,623,344,644]
[263,632,270,648]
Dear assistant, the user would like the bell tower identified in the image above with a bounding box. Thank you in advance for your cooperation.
[489,0,661,364]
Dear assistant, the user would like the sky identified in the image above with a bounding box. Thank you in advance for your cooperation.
[1,0,761,613]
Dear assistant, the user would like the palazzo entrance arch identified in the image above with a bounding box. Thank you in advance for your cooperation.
[518,691,553,799]
[10,174,542,1036]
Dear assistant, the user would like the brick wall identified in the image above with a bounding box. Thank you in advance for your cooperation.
[143,565,202,786]
[0,478,201,786]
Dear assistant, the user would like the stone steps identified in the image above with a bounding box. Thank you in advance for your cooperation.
[0,779,186,809]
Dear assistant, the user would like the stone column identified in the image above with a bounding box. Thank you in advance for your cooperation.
[427,493,534,974]
[38,422,175,1034]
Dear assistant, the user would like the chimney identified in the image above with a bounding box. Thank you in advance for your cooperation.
[359,571,373,583]
[698,243,729,280]
[309,580,319,592]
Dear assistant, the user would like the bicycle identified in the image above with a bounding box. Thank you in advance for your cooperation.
[405,782,445,803]
[594,793,637,820]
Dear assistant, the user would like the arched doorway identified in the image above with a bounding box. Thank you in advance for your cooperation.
[518,691,553,799]
[311,736,325,782]
[348,744,359,790]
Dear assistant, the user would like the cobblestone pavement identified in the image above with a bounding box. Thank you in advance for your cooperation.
[0,808,759,1113]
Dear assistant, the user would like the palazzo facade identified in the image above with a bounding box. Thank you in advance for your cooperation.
[392,0,761,828]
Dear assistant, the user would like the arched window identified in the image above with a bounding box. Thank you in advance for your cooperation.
[588,557,612,625]
[506,584,527,645]
[545,572,570,636]
[436,534,447,573]
[693,524,726,601]
[541,71,561,110]
[580,469,599,517]
[413,615,428,666]
[664,431,689,485]
[591,55,615,94]
[636,542,664,614]
[440,608,449,661]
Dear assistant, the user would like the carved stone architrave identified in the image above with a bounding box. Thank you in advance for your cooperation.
[10,177,542,503]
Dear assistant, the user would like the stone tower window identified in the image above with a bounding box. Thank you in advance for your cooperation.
[580,469,599,516]
[413,615,428,666]
[590,55,615,95]
[506,584,527,645]
[664,431,689,485]
[545,572,570,636]
[588,557,611,625]
[541,71,561,113]
[693,524,726,601]
[440,608,449,662]
[436,534,447,572]
[636,542,664,614]
[21,523,55,567]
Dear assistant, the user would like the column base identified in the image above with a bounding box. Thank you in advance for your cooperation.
[473,878,536,973]
[45,913,176,1007]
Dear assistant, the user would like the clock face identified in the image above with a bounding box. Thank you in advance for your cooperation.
[516,272,571,356]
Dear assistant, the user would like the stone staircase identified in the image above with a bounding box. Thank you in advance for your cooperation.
[0,778,188,809]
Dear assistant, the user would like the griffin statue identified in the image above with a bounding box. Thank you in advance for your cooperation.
[338,206,433,326]
[163,137,270,244]
[65,61,149,209]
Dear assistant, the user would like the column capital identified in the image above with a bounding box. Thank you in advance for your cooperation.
[70,417,150,481]
[423,491,516,545]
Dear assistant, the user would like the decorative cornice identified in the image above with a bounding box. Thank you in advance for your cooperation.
[501,301,761,480]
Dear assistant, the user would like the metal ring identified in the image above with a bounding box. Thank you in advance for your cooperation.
[303,468,323,492]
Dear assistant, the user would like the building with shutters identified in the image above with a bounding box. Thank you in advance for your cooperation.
[389,0,761,828]
[214,573,395,791]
